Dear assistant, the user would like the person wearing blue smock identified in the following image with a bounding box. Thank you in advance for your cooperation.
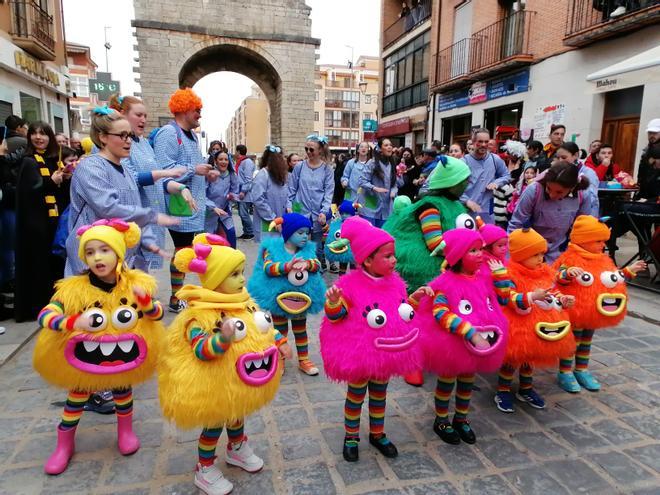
[461,128,511,224]
[358,138,402,227]
[286,134,334,267]
[235,144,255,240]
[508,161,595,263]
[252,145,289,242]
[554,141,600,214]
[204,150,239,248]
[341,141,371,202]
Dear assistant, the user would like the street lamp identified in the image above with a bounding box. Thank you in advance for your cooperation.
[346,45,356,155]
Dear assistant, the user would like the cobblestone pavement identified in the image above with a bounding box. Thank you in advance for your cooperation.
[1,238,659,495]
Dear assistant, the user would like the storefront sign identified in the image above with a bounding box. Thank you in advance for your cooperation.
[437,88,470,111]
[438,69,530,112]
[363,119,378,132]
[14,51,60,87]
[89,72,121,101]
[487,69,530,100]
[375,117,411,137]
[468,81,487,104]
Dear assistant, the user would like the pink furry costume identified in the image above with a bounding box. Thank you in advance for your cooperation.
[414,228,509,445]
[321,216,421,462]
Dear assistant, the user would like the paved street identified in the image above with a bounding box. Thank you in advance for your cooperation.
[0,236,659,495]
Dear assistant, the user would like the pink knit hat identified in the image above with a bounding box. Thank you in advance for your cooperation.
[479,224,507,246]
[441,228,483,266]
[341,216,395,265]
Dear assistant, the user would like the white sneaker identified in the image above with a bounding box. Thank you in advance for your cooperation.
[610,6,626,17]
[194,463,233,495]
[225,439,264,473]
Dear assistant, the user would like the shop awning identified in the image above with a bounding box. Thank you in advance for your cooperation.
[587,46,660,93]
[375,117,411,138]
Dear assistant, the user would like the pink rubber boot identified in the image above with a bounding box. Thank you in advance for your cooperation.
[44,426,76,475]
[117,414,140,455]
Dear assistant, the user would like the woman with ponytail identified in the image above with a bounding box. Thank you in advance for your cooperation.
[358,138,402,227]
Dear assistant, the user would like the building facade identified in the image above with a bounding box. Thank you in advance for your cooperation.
[225,85,270,155]
[378,0,433,151]
[66,42,98,134]
[0,0,70,133]
[313,55,380,152]
[427,0,659,175]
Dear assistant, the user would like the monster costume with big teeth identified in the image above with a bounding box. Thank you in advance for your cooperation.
[33,219,164,475]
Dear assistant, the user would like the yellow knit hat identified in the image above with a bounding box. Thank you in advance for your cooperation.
[508,228,547,262]
[570,215,611,244]
[77,219,141,268]
[173,233,245,290]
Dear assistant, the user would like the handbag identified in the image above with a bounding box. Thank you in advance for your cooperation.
[167,193,193,217]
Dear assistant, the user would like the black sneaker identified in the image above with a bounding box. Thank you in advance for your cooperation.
[342,437,359,462]
[433,419,460,444]
[168,299,187,313]
[241,234,255,241]
[84,391,116,414]
[368,434,398,458]
[452,418,476,444]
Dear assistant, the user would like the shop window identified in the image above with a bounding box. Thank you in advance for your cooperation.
[0,100,13,124]
[20,92,42,123]
[54,116,64,133]
[604,86,643,119]
[484,103,523,137]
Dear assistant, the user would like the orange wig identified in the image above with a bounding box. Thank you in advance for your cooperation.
[168,88,203,114]
[503,262,575,368]
[553,243,628,330]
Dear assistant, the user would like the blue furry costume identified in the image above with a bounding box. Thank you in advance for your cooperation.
[248,237,326,319]
[323,217,355,265]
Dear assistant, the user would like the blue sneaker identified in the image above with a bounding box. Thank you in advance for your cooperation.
[516,389,546,409]
[494,391,515,413]
[557,372,581,393]
[573,370,601,391]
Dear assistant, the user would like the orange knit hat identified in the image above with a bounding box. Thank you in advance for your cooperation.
[569,215,611,244]
[509,228,547,262]
[168,88,203,114]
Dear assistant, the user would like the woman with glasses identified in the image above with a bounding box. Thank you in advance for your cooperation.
[358,138,402,227]
[14,121,72,321]
[109,94,194,271]
[252,145,289,242]
[286,135,335,268]
[65,107,179,277]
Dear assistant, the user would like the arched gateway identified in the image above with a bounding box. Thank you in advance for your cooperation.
[132,0,319,152]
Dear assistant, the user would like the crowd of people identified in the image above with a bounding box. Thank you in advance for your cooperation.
[1,86,659,494]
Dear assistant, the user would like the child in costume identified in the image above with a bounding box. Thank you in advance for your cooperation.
[248,213,326,376]
[324,200,358,275]
[205,150,239,248]
[554,215,646,393]
[495,228,576,413]
[480,223,509,265]
[159,233,291,495]
[33,219,164,475]
[414,228,510,445]
[321,216,425,462]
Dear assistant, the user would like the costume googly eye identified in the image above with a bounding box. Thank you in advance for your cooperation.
[534,296,553,311]
[577,272,594,287]
[80,308,108,332]
[552,296,563,311]
[254,311,273,333]
[618,270,626,280]
[228,318,248,342]
[455,213,476,231]
[365,309,387,329]
[515,305,532,315]
[458,299,473,315]
[486,297,495,311]
[287,270,309,286]
[600,271,621,289]
[333,229,342,240]
[111,306,138,330]
[398,303,414,322]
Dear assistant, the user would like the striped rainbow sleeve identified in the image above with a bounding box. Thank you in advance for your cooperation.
[418,207,444,252]
[135,293,164,321]
[273,330,288,347]
[432,291,474,340]
[189,326,232,361]
[263,248,285,277]
[491,266,511,306]
[325,297,348,322]
[307,258,321,273]
[38,301,79,332]
[620,267,636,281]
[556,264,574,286]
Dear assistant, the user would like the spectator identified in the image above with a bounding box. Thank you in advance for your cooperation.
[358,137,402,227]
[206,140,224,164]
[415,148,439,196]
[4,115,28,153]
[492,140,527,228]
[488,139,499,154]
[55,133,69,148]
[585,143,621,181]
[332,153,348,206]
[286,152,301,172]
[543,124,566,161]
[585,139,602,168]
[205,150,239,247]
[69,133,83,157]
[397,146,421,200]
[461,128,511,224]
[466,139,475,154]
[341,141,371,202]
[448,142,464,159]
[508,161,594,262]
[431,140,443,154]
[554,141,599,213]
[15,122,71,321]
[252,145,289,242]
[235,144,256,240]
[526,140,550,172]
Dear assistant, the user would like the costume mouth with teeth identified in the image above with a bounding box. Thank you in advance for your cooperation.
[323,218,355,264]
[502,261,577,368]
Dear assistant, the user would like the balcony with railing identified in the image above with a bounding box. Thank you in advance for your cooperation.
[564,0,660,47]
[433,10,534,91]
[9,0,56,60]
[383,0,432,49]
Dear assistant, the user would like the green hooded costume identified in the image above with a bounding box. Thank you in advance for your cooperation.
[383,156,471,292]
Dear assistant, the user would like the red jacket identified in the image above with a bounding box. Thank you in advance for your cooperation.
[585,155,621,181]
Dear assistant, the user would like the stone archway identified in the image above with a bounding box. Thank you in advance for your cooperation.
[132,0,319,153]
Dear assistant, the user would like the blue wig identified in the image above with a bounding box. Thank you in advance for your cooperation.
[248,237,326,318]
[323,217,355,264]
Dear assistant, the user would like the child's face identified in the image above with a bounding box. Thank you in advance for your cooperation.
[578,240,606,254]
[287,228,309,249]
[461,241,484,274]
[521,251,545,270]
[84,240,118,279]
[364,242,396,277]
[488,238,508,261]
[216,262,246,294]
[523,167,537,182]
[63,155,77,168]
[215,153,230,172]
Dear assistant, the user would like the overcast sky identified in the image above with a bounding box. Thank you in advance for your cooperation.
[62,0,380,140]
